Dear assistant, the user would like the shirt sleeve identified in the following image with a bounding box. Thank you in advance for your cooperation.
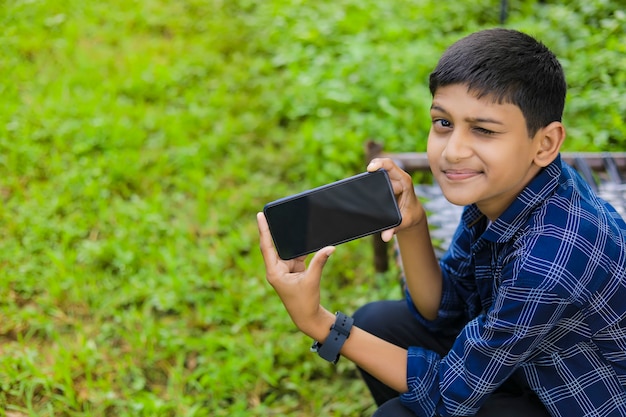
[401,281,571,416]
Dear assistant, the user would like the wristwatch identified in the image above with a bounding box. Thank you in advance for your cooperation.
[311,312,354,364]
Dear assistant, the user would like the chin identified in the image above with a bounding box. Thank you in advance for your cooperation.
[436,184,474,207]
[440,191,474,207]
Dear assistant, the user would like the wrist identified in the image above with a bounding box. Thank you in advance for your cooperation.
[396,216,428,238]
[311,311,354,364]
[296,308,335,341]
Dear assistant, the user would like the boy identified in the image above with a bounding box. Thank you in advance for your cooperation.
[257,28,626,416]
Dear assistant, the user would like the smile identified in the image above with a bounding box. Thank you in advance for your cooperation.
[442,169,483,181]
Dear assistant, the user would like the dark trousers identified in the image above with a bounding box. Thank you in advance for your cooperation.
[352,300,551,417]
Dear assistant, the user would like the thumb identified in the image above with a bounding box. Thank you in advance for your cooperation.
[307,246,335,281]
[381,228,396,242]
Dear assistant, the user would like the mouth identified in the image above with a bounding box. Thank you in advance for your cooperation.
[442,169,483,181]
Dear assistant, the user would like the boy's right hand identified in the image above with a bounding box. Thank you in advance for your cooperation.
[367,158,427,242]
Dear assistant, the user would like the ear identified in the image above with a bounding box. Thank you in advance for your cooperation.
[533,121,566,167]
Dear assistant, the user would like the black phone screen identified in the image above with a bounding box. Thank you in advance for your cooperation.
[263,170,401,260]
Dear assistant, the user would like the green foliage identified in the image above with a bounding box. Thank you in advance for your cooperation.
[510,0,626,149]
[0,0,623,415]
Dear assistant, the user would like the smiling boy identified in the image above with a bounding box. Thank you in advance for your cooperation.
[257,29,626,416]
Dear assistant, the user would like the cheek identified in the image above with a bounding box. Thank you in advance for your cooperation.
[426,132,441,164]
[483,145,532,178]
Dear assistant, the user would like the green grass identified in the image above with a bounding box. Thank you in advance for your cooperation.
[0,0,624,415]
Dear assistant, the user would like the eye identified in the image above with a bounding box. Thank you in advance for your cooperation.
[474,127,496,135]
[433,118,452,129]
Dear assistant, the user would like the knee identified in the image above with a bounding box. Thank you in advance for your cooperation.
[372,398,416,417]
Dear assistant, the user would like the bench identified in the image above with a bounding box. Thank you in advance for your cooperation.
[365,140,626,272]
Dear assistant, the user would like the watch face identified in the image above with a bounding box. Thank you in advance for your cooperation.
[310,340,322,353]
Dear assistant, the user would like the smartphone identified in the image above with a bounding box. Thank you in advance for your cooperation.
[263,170,402,260]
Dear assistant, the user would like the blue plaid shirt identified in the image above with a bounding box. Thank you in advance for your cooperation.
[402,155,626,416]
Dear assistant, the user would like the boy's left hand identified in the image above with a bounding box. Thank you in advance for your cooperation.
[257,212,335,339]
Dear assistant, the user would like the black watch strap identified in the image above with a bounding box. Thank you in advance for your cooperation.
[311,312,354,364]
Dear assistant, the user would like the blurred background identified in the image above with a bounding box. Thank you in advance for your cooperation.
[1,0,624,415]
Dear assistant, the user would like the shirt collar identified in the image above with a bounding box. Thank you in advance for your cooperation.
[461,154,563,243]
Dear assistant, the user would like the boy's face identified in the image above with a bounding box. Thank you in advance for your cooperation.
[427,84,544,220]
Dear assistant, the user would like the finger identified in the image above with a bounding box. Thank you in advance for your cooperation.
[366,157,399,173]
[381,228,396,243]
[366,158,384,172]
[306,246,335,282]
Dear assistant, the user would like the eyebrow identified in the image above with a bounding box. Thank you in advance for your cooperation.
[430,104,504,125]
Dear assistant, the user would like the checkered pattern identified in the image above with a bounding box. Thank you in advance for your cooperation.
[400,155,626,416]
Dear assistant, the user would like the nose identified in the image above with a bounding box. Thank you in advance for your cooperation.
[441,129,472,163]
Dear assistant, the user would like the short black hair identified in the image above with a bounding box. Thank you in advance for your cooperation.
[429,28,566,137]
